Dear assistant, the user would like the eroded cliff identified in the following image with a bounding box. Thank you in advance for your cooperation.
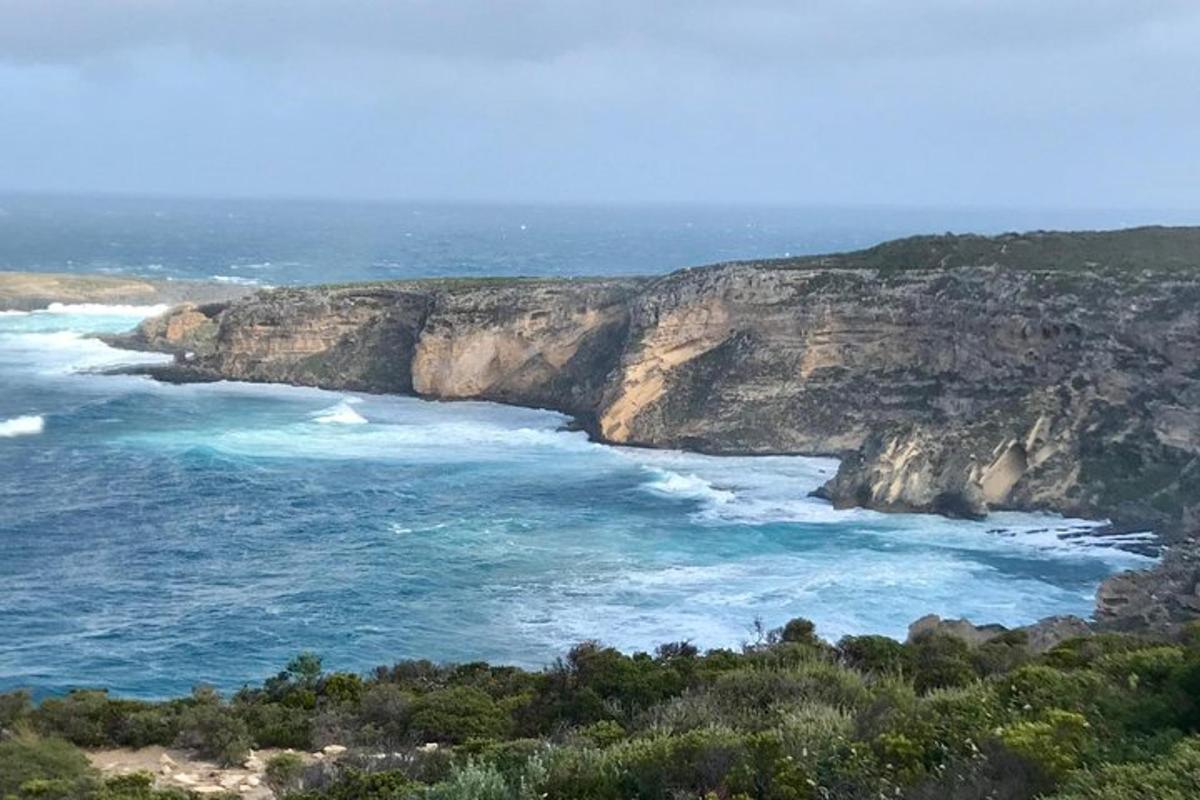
[124,227,1200,539]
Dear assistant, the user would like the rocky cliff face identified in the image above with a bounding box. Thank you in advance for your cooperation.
[125,227,1200,540]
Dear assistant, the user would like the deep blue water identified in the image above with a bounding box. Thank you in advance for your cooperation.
[1,193,1193,284]
[0,197,1160,698]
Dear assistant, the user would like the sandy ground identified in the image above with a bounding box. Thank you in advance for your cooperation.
[87,745,332,799]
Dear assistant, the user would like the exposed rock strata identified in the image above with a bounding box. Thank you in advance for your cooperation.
[1094,543,1200,634]
[120,227,1200,540]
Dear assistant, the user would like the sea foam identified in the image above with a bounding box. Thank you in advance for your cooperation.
[0,414,44,437]
[312,400,368,425]
[39,303,170,317]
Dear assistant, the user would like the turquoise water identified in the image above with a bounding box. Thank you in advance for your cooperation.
[0,305,1155,698]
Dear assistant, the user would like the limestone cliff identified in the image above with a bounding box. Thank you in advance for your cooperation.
[123,227,1200,539]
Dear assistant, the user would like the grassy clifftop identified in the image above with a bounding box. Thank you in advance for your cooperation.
[741,225,1200,274]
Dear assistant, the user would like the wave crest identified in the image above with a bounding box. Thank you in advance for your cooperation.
[312,401,368,425]
[642,468,735,505]
[0,415,44,438]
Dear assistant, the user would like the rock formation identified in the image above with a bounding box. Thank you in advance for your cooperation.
[116,227,1200,540]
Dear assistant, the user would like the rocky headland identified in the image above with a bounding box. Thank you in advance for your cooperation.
[0,271,252,311]
[112,227,1200,544]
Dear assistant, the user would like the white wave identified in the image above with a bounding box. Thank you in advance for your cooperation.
[211,275,263,286]
[641,467,735,505]
[0,414,44,437]
[0,310,30,317]
[618,447,1153,567]
[312,401,368,425]
[39,303,170,317]
[0,331,172,374]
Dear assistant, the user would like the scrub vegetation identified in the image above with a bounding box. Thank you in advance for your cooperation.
[4,619,1200,799]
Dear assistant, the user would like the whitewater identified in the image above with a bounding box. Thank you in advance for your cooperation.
[0,303,1156,698]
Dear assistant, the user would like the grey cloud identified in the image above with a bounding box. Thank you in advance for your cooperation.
[1,1,1196,66]
[0,1,1197,207]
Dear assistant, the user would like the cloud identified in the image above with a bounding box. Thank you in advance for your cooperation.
[0,1,1197,206]
[2,1,1195,67]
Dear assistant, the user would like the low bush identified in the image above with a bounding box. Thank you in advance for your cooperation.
[17,617,1200,800]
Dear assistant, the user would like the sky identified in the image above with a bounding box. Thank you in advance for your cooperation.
[1,0,1198,207]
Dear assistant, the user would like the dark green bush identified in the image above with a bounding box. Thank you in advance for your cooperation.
[837,635,907,674]
[408,686,507,744]
[907,633,977,693]
[174,688,251,766]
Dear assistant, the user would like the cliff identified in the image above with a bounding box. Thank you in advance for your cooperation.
[120,227,1200,540]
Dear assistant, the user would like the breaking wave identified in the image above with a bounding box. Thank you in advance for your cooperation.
[0,414,44,437]
[312,400,368,425]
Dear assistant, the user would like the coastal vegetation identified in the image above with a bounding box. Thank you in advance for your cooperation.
[4,618,1200,799]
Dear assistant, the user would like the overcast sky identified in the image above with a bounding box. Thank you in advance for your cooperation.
[1,0,1198,207]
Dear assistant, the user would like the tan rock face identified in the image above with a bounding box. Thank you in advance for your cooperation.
[121,228,1200,538]
[599,297,732,442]
[410,281,635,412]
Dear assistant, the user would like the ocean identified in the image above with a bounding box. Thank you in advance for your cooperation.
[0,195,1161,698]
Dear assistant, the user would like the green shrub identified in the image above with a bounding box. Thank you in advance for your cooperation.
[408,687,507,744]
[576,720,626,748]
[779,618,820,647]
[355,684,414,747]
[726,729,814,800]
[0,690,32,730]
[174,690,251,766]
[1043,633,1163,670]
[426,761,510,800]
[973,629,1033,676]
[997,664,1105,715]
[907,633,979,693]
[999,708,1093,779]
[1097,646,1185,690]
[238,700,313,750]
[265,752,306,797]
[617,727,745,799]
[1054,735,1200,799]
[535,745,623,800]
[33,690,128,747]
[290,769,418,800]
[0,732,95,797]
[320,673,365,706]
[837,635,907,674]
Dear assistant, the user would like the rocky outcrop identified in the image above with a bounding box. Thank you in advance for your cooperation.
[1094,543,1200,634]
[123,227,1200,539]
[905,613,1094,653]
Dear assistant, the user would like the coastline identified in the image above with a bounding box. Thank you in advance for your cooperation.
[4,235,1195,642]
[70,228,1200,543]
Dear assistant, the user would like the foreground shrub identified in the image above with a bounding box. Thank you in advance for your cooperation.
[1054,735,1200,799]
[999,709,1093,779]
[908,633,976,694]
[0,732,95,797]
[265,752,307,797]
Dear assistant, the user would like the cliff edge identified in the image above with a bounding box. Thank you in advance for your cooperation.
[120,227,1200,540]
